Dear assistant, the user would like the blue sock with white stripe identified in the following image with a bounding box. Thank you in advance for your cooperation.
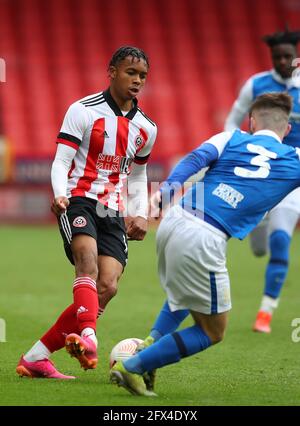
[124,325,212,374]
[150,301,189,341]
[265,230,290,299]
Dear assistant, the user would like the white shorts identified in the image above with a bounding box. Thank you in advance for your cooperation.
[156,205,231,315]
[272,187,300,214]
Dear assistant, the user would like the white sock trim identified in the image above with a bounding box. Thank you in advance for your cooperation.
[81,327,98,347]
[24,340,52,362]
[260,295,280,314]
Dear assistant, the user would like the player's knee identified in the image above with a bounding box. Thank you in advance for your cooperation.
[209,330,225,345]
[250,238,267,257]
[97,277,118,300]
[252,246,267,257]
[73,250,98,278]
[249,225,268,257]
[105,284,118,301]
[203,326,225,345]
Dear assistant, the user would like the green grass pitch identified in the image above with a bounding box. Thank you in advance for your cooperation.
[0,225,299,406]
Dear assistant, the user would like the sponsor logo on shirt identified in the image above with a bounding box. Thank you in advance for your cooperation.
[212,183,244,209]
[96,154,132,174]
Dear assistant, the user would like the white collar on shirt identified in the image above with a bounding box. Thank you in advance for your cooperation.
[271,69,300,89]
[253,129,282,143]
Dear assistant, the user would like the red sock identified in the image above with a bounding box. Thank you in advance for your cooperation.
[73,277,99,333]
[41,304,80,352]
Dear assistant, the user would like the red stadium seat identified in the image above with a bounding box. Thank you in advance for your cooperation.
[0,0,298,162]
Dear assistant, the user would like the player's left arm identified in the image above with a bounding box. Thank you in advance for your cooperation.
[224,77,253,131]
[126,162,148,240]
[126,125,157,240]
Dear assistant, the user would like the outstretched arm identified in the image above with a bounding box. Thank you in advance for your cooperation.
[224,77,253,131]
[126,162,148,241]
[151,131,233,216]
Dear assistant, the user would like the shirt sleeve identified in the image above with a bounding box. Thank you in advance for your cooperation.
[160,131,233,197]
[224,77,254,131]
[56,102,90,150]
[202,131,234,157]
[127,163,148,219]
[134,125,158,165]
[51,143,77,198]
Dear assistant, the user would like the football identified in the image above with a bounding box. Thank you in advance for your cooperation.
[109,337,143,368]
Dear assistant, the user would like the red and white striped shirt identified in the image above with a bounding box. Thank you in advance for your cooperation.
[56,89,157,211]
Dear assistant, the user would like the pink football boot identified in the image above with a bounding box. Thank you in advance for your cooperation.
[16,356,75,379]
[65,333,98,370]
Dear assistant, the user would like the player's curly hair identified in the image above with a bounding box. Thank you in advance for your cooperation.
[108,46,149,69]
[263,27,300,47]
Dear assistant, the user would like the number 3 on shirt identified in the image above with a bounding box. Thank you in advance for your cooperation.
[234,143,277,179]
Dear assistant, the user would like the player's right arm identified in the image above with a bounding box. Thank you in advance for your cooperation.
[51,144,76,215]
[151,131,233,216]
[224,77,254,131]
[51,102,89,216]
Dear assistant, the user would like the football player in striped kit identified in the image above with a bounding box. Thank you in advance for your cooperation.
[16,46,157,379]
[225,28,300,333]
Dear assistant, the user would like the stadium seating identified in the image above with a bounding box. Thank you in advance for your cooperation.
[0,0,299,162]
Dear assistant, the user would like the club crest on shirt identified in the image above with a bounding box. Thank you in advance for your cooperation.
[73,216,87,227]
[134,135,145,149]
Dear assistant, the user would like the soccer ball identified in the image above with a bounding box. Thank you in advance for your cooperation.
[109,337,143,368]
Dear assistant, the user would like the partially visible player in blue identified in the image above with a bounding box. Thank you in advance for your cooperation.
[225,28,300,333]
[110,93,300,396]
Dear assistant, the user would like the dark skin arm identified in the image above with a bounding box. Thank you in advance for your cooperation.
[125,216,148,241]
[51,196,70,216]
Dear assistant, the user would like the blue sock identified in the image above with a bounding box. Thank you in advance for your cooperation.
[264,230,290,299]
[124,325,212,374]
[150,301,189,341]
